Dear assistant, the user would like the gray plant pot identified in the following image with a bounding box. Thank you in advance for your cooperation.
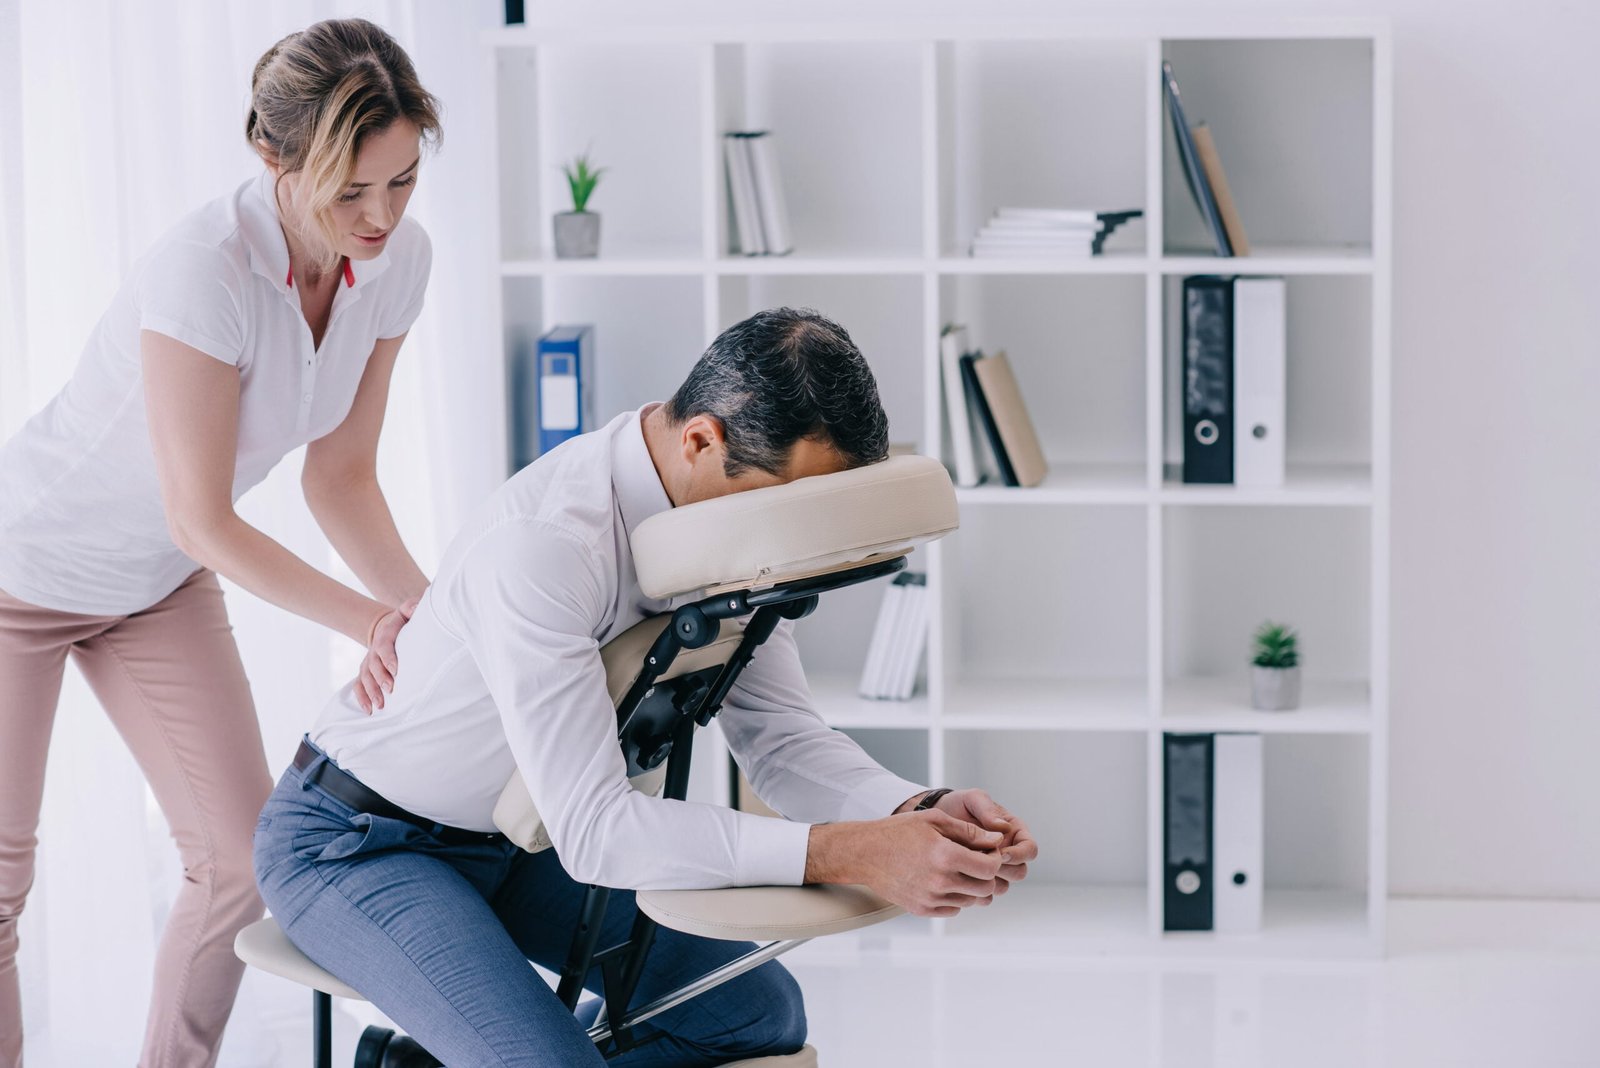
[1251,665,1301,711]
[553,211,600,259]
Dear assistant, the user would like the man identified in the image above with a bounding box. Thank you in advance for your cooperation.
[252,308,1038,1067]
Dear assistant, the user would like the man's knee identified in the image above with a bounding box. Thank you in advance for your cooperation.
[745,961,807,1053]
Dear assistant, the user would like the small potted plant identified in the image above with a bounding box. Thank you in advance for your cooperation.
[1250,621,1301,711]
[553,151,604,259]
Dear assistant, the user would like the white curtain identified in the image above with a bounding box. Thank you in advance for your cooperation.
[0,1,504,1063]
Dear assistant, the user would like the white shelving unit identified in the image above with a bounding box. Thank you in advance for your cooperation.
[485,17,1391,959]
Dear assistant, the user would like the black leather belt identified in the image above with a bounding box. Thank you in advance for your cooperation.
[293,739,505,847]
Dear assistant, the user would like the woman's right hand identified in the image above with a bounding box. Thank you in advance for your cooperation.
[355,595,420,714]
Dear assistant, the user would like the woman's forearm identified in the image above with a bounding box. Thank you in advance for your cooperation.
[303,475,429,608]
[176,510,389,646]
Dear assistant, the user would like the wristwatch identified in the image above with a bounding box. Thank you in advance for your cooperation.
[913,787,953,812]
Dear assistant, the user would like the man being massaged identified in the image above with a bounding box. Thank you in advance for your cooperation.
[251,307,1038,1067]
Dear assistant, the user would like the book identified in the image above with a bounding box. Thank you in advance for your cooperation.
[858,576,904,699]
[1191,123,1251,257]
[1161,60,1233,257]
[723,134,764,255]
[745,132,794,256]
[939,325,981,487]
[969,350,1048,488]
[959,353,1016,486]
[885,573,929,700]
[969,207,1143,257]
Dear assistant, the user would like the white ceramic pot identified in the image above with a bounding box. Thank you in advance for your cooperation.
[553,211,601,258]
[1251,665,1301,711]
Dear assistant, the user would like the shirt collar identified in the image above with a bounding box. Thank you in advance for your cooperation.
[613,405,673,539]
[239,169,393,295]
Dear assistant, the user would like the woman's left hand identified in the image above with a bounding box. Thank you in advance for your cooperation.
[355,595,420,714]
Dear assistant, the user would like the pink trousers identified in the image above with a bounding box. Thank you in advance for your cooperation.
[0,570,271,1068]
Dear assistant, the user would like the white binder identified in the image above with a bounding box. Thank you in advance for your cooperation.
[1232,278,1286,488]
[1212,732,1263,933]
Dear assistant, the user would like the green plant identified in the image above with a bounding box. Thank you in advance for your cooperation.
[562,152,605,213]
[1252,621,1299,669]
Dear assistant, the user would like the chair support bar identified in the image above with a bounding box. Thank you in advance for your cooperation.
[586,937,811,1047]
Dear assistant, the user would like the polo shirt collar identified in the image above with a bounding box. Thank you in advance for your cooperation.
[240,169,393,295]
[613,405,674,539]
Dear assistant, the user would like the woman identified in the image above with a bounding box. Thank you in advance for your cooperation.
[0,18,439,1066]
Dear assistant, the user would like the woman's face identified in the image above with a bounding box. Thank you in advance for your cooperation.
[281,119,421,263]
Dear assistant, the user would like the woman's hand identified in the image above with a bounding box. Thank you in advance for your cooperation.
[355,595,420,714]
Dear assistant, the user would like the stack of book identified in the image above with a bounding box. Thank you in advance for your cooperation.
[939,324,1048,488]
[969,208,1143,259]
[857,572,929,701]
[723,131,793,256]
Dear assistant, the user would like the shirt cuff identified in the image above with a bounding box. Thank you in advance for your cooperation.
[840,772,928,823]
[733,812,813,886]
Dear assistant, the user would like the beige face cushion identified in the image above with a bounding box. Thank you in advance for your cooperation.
[630,454,958,600]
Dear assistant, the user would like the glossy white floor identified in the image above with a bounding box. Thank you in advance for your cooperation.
[785,897,1600,1067]
[27,897,1598,1066]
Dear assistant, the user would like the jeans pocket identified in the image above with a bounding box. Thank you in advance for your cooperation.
[308,812,426,863]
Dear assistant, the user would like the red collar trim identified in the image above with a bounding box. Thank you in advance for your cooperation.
[286,258,355,289]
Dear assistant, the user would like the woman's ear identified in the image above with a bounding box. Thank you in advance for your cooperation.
[255,140,282,176]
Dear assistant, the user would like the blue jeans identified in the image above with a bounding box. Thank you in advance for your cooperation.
[252,753,807,1066]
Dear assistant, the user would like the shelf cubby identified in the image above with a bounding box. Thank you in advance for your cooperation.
[936,38,1149,259]
[1160,38,1375,258]
[940,273,1147,488]
[1161,273,1374,498]
[715,40,926,261]
[1162,505,1371,707]
[498,42,704,262]
[539,275,707,425]
[940,505,1148,727]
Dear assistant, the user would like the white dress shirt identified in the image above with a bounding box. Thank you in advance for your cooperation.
[0,170,431,615]
[312,407,924,891]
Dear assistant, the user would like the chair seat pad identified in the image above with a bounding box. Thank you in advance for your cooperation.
[235,917,365,1001]
[631,454,957,600]
[724,1044,818,1067]
[636,884,902,941]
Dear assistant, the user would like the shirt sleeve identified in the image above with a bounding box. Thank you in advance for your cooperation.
[719,619,927,823]
[135,240,246,365]
[378,222,431,339]
[444,518,811,891]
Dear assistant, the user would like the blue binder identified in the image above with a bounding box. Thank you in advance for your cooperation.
[534,325,594,458]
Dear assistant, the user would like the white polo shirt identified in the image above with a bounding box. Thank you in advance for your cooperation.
[0,170,431,615]
[312,407,925,891]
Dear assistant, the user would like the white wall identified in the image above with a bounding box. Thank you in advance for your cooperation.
[519,0,1600,899]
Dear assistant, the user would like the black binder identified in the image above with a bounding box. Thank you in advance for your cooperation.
[1182,276,1234,484]
[1164,732,1214,931]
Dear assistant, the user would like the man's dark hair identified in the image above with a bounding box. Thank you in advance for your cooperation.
[666,307,889,477]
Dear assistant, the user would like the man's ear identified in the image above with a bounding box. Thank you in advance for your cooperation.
[679,413,726,467]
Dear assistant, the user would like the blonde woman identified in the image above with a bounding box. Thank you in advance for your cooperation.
[0,19,439,1066]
